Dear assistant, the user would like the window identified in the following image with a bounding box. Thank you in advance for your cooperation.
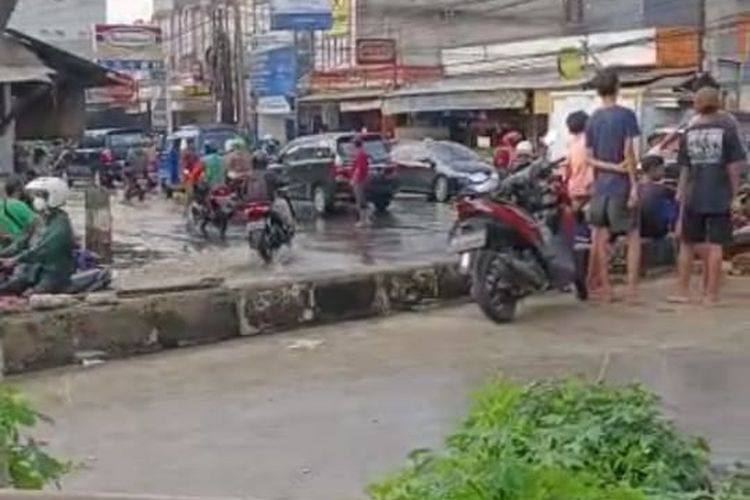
[564,0,584,24]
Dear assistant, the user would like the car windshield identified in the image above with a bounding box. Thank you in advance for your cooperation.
[203,130,239,153]
[337,136,390,162]
[109,132,147,148]
[82,133,106,149]
[431,142,480,164]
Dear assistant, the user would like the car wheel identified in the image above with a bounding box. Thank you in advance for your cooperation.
[312,185,329,216]
[432,176,450,203]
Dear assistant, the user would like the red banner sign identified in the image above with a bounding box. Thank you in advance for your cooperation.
[356,39,397,66]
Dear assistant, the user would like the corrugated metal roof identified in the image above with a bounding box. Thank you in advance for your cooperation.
[0,33,51,83]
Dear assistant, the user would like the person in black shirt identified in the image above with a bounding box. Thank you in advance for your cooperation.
[674,87,746,305]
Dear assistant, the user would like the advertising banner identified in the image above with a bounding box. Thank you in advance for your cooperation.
[270,0,332,31]
[249,45,298,97]
[329,0,350,36]
[94,24,163,62]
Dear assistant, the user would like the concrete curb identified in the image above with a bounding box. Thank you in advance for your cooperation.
[0,261,469,375]
[0,239,676,376]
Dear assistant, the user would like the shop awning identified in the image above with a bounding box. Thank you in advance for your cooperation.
[0,34,52,83]
[299,88,385,112]
[382,71,576,115]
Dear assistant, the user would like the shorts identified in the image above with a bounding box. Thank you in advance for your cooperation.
[588,191,637,235]
[682,211,732,245]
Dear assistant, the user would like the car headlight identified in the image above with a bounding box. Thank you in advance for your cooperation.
[473,172,499,193]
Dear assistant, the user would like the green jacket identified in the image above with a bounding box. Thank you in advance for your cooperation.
[0,199,35,239]
[202,153,224,187]
[1,209,75,285]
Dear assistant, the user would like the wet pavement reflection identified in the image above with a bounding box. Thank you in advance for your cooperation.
[68,191,457,287]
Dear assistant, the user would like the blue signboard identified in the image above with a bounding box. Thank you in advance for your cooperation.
[270,0,332,31]
[249,45,298,97]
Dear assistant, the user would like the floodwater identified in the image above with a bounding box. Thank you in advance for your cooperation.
[67,191,456,289]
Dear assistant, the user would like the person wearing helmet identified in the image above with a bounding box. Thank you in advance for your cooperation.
[0,176,36,247]
[201,143,225,187]
[224,138,252,187]
[493,130,522,170]
[511,140,535,171]
[0,177,75,295]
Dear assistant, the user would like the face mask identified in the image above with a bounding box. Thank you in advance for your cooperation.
[32,197,47,212]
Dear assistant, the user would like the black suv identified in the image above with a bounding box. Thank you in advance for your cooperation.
[272,133,398,215]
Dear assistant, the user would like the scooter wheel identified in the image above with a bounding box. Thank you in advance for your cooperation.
[472,250,518,324]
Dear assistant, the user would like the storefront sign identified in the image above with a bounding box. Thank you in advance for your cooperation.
[270,0,332,31]
[94,24,163,62]
[356,39,397,65]
[257,95,292,115]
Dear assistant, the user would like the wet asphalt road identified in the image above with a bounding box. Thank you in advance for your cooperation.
[67,190,457,288]
[18,278,750,500]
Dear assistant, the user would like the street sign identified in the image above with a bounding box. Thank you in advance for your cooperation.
[249,45,298,97]
[270,0,332,31]
[356,39,397,65]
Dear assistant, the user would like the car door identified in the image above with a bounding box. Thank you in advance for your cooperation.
[398,144,434,193]
[278,142,306,199]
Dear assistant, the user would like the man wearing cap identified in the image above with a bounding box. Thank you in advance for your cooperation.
[673,86,745,305]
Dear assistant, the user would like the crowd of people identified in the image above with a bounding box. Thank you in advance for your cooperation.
[563,69,743,306]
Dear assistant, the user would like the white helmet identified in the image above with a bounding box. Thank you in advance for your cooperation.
[25,176,69,208]
[515,140,534,156]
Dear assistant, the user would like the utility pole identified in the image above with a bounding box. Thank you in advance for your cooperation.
[232,0,247,129]
[698,0,706,72]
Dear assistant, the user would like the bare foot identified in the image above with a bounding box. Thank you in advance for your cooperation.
[625,291,643,305]
[666,294,693,304]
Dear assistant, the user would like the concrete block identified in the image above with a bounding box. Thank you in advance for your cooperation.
[145,289,239,347]
[0,312,77,374]
[237,282,312,335]
[383,266,440,310]
[312,275,379,322]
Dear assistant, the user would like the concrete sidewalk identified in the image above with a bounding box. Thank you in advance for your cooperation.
[16,277,750,500]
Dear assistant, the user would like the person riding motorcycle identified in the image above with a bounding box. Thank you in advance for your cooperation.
[0,177,75,296]
[246,151,295,231]
[223,139,252,197]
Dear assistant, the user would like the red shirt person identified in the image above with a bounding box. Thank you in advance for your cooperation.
[351,138,370,226]
[493,131,522,171]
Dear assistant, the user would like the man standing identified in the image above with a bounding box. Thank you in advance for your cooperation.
[585,68,641,302]
[352,137,370,227]
[674,86,745,305]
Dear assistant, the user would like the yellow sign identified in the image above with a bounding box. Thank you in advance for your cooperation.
[329,0,349,36]
[557,47,584,81]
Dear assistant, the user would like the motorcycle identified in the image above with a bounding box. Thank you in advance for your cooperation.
[244,187,296,264]
[189,181,237,240]
[448,155,587,323]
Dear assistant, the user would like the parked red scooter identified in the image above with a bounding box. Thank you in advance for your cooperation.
[448,148,587,323]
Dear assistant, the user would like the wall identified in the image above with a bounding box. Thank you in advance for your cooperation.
[15,84,86,140]
[9,0,107,59]
[355,0,701,68]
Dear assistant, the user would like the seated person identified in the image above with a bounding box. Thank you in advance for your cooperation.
[639,155,677,240]
[0,177,75,296]
[0,176,36,247]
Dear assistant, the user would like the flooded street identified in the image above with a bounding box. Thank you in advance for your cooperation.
[17,277,750,500]
[67,191,456,289]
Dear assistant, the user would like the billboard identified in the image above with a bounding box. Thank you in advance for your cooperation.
[270,0,332,31]
[249,45,298,97]
[94,24,164,71]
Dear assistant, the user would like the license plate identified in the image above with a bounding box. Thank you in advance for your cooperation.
[449,228,487,253]
[246,220,265,231]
